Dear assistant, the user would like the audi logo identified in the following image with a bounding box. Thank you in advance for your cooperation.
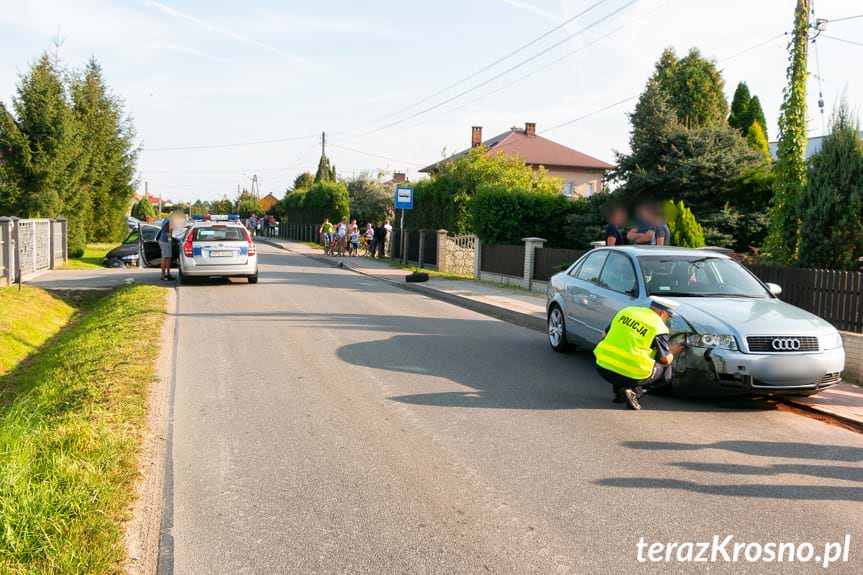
[771,338,801,351]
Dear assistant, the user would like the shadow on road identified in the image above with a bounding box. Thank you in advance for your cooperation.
[595,440,863,502]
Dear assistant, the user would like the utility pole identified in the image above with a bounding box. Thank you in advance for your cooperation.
[321,131,326,157]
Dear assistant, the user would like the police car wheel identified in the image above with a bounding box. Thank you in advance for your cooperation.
[548,305,570,352]
[248,273,259,284]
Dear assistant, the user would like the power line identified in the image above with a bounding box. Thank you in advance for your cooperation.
[822,34,863,48]
[401,0,676,131]
[826,14,863,23]
[140,133,320,152]
[340,0,643,142]
[327,143,424,166]
[720,32,788,62]
[347,0,610,131]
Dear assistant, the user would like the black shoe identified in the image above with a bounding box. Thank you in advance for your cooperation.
[165,273,176,281]
[624,389,642,410]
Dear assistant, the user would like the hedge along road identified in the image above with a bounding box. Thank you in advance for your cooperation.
[164,243,863,575]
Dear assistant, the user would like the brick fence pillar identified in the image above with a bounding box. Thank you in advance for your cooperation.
[522,237,546,290]
[436,229,448,273]
[474,237,482,280]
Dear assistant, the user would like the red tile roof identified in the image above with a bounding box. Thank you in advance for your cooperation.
[420,127,613,172]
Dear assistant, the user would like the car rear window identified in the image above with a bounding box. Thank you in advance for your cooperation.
[195,227,246,241]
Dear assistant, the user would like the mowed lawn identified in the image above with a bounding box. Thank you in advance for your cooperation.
[62,243,118,269]
[0,285,167,574]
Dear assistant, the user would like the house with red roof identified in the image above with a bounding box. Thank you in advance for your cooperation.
[420,123,612,198]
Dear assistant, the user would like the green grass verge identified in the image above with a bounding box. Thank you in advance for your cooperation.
[0,287,76,376]
[0,285,168,574]
[62,243,118,269]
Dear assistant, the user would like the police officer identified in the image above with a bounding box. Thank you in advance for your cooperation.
[594,296,684,410]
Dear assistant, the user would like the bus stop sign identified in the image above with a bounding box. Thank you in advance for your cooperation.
[395,186,414,210]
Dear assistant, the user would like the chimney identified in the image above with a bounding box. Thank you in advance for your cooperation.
[525,122,536,137]
[392,171,406,183]
[471,126,483,148]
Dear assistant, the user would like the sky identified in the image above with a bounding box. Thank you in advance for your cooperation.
[1,0,861,203]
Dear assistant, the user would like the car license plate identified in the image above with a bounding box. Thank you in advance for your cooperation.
[210,250,232,257]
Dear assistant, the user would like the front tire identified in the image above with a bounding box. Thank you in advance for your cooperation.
[548,305,571,352]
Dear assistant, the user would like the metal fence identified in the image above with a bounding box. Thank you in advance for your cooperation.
[0,217,67,285]
[750,265,863,333]
[481,244,525,278]
[533,247,587,282]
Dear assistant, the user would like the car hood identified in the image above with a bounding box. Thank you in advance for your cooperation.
[105,244,138,259]
[668,297,836,337]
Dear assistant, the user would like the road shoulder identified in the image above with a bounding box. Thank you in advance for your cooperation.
[124,287,176,575]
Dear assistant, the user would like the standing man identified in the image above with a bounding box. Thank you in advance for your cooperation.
[374,223,387,258]
[626,203,656,245]
[652,204,671,247]
[383,219,393,255]
[604,205,627,246]
[594,297,685,410]
[157,215,175,281]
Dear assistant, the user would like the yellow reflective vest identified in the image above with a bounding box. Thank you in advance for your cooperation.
[594,306,669,380]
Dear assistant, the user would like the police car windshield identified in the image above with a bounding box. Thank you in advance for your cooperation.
[195,227,246,241]
[637,255,769,298]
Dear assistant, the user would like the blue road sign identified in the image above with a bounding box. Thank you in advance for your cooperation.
[395,186,414,210]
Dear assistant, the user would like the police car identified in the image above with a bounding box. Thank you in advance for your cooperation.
[177,215,258,284]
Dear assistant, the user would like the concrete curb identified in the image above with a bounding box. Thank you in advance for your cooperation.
[259,239,862,431]
[258,238,546,333]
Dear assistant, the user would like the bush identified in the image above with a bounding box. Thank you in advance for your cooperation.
[798,103,863,269]
[471,184,572,246]
[281,180,349,224]
[666,200,705,247]
[405,147,562,233]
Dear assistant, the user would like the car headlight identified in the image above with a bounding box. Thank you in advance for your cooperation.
[686,333,738,350]
[821,331,843,350]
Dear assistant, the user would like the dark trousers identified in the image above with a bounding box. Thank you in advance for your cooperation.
[598,363,672,399]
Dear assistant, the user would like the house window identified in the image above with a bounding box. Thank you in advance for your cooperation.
[586,182,595,196]
[563,182,574,196]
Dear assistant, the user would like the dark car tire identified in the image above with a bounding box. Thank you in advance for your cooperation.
[548,305,571,352]
[406,272,429,283]
[248,273,259,284]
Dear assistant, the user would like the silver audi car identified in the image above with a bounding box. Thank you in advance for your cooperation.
[546,246,845,396]
[177,220,258,284]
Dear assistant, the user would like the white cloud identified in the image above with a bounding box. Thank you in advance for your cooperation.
[145,1,306,64]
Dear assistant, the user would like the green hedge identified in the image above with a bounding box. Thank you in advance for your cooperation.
[471,184,574,247]
[281,180,349,224]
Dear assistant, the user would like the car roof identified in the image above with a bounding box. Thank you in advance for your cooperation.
[192,220,244,227]
[602,245,732,259]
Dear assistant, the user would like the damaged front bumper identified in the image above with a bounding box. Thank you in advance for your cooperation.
[671,345,845,396]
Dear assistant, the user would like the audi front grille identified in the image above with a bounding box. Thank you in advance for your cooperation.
[746,336,820,353]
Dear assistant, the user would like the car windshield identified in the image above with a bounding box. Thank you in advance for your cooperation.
[195,226,246,241]
[638,255,769,298]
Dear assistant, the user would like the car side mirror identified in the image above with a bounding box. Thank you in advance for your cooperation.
[766,282,782,296]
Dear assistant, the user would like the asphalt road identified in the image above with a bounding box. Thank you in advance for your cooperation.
[167,243,863,575]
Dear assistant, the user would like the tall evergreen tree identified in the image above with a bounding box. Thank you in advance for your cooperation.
[0,53,88,254]
[653,48,728,127]
[71,58,138,242]
[314,154,336,182]
[798,103,863,269]
[748,96,768,140]
[766,0,810,263]
[728,82,753,135]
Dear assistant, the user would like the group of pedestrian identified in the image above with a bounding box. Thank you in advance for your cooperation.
[319,217,392,258]
[604,203,671,248]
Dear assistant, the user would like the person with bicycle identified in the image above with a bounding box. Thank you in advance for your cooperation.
[320,218,334,255]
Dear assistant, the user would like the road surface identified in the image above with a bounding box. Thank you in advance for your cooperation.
[165,243,863,574]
